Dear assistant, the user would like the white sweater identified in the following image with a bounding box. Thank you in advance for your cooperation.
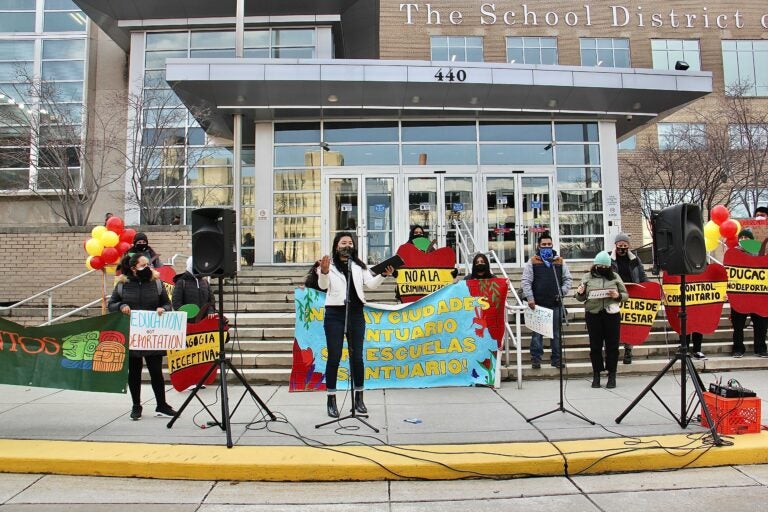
[317,261,385,306]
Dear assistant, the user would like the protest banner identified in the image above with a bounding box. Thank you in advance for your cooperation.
[129,310,187,350]
[662,264,727,335]
[524,306,553,338]
[290,281,504,391]
[167,315,225,391]
[619,282,662,345]
[724,247,768,316]
[394,242,457,303]
[0,313,130,393]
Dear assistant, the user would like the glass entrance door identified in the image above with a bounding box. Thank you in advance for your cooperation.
[485,175,554,265]
[326,175,395,264]
[406,176,474,254]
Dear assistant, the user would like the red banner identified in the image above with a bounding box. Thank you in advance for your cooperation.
[167,316,225,391]
[662,264,727,335]
[724,248,768,316]
[395,243,456,303]
[619,282,662,345]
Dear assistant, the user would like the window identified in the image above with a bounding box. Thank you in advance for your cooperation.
[651,39,700,71]
[728,124,768,149]
[0,0,35,33]
[580,38,630,68]
[44,0,87,32]
[641,189,700,245]
[430,36,483,62]
[657,123,706,150]
[617,135,636,151]
[506,37,557,65]
[244,28,316,58]
[730,189,768,218]
[722,40,768,97]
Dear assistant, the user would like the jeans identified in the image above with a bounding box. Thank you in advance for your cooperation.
[324,304,366,391]
[530,305,562,364]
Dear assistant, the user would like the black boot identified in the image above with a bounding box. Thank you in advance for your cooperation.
[623,346,633,364]
[591,372,601,388]
[354,390,367,414]
[606,372,616,389]
[326,395,339,418]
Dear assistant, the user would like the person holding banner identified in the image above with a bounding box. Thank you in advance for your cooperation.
[731,228,768,358]
[521,232,572,369]
[609,232,648,365]
[317,232,394,418]
[108,254,176,420]
[576,251,628,389]
[465,253,495,280]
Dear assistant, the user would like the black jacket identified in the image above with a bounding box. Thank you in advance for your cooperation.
[107,274,172,357]
[172,272,216,319]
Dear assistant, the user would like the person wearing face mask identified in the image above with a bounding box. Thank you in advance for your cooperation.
[130,232,163,268]
[576,251,628,389]
[108,254,176,420]
[754,206,768,220]
[730,229,768,358]
[317,232,394,418]
[521,232,572,369]
[465,253,494,280]
[609,233,648,364]
[172,257,216,321]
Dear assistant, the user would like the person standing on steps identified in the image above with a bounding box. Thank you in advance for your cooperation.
[609,232,648,364]
[317,232,394,418]
[730,228,768,358]
[576,251,628,389]
[521,232,572,370]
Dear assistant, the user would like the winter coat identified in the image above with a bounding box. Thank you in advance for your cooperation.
[609,250,647,283]
[521,253,572,307]
[172,271,216,320]
[317,261,385,306]
[575,271,629,314]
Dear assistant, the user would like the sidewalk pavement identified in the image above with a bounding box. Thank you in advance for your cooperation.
[0,368,767,481]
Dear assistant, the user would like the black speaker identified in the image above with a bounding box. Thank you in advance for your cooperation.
[651,203,707,275]
[191,208,237,277]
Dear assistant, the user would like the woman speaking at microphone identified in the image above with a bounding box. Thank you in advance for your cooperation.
[317,232,394,418]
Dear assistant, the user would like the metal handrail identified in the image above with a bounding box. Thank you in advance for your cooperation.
[452,220,524,388]
[1,253,189,326]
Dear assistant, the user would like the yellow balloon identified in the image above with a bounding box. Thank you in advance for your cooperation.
[105,264,116,274]
[100,230,119,248]
[703,220,720,240]
[91,225,107,239]
[85,256,94,270]
[705,236,719,252]
[85,237,104,257]
[733,219,742,234]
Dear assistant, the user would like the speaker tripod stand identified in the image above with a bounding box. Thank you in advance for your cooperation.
[167,275,276,448]
[615,275,722,445]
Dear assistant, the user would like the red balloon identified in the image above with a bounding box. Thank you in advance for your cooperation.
[725,236,739,249]
[120,228,136,244]
[116,241,131,254]
[719,219,738,239]
[710,205,730,225]
[90,256,105,270]
[105,216,124,234]
[101,247,119,264]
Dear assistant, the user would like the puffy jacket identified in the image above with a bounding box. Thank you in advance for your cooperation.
[609,250,647,284]
[317,261,385,306]
[172,271,215,317]
[108,274,171,314]
[575,271,628,314]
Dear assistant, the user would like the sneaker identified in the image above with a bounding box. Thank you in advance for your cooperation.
[130,405,142,421]
[551,361,565,368]
[732,352,744,358]
[692,352,707,360]
[758,352,768,358]
[531,360,541,369]
[155,403,177,418]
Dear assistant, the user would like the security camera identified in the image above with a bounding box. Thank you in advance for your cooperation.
[625,115,633,121]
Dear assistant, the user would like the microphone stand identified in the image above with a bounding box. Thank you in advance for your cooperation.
[316,256,379,432]
[526,254,595,425]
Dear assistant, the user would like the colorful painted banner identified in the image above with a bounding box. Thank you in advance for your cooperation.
[395,243,456,303]
[0,313,130,393]
[290,281,505,391]
[167,316,225,391]
[724,247,768,316]
[662,264,727,335]
[619,282,662,345]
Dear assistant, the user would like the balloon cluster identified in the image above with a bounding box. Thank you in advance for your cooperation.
[703,205,742,252]
[83,216,137,272]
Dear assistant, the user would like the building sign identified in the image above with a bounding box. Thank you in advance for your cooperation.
[400,4,767,30]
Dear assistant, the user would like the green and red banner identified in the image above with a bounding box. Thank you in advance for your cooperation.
[395,243,456,303]
[619,282,662,345]
[0,313,130,393]
[724,247,768,316]
[662,264,728,335]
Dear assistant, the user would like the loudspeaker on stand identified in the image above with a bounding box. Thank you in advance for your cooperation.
[191,208,237,277]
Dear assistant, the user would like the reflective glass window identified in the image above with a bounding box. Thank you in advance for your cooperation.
[402,144,476,165]
[479,144,554,165]
[556,167,602,189]
[274,145,321,167]
[555,123,599,142]
[430,35,483,62]
[651,39,701,71]
[506,37,558,65]
[324,121,398,142]
[323,145,399,166]
[274,122,320,143]
[402,121,475,142]
[479,122,551,142]
[722,40,768,96]
[556,145,600,165]
[580,38,631,68]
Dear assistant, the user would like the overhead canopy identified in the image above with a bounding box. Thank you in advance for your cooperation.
[165,58,713,139]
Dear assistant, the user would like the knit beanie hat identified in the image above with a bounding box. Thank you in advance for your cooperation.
[594,251,612,266]
[133,232,148,244]
[738,228,754,240]
[614,232,630,244]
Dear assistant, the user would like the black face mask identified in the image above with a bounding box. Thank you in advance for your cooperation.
[596,267,613,278]
[616,248,628,256]
[474,263,489,274]
[136,267,152,281]
[338,246,355,258]
[134,244,148,252]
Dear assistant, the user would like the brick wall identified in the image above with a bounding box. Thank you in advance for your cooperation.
[0,226,191,311]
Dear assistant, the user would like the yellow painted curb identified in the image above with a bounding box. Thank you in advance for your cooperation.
[0,432,766,481]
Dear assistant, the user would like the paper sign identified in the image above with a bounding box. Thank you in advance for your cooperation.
[524,305,554,338]
[340,203,353,212]
[129,311,187,351]
[419,202,431,211]
[588,288,613,299]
